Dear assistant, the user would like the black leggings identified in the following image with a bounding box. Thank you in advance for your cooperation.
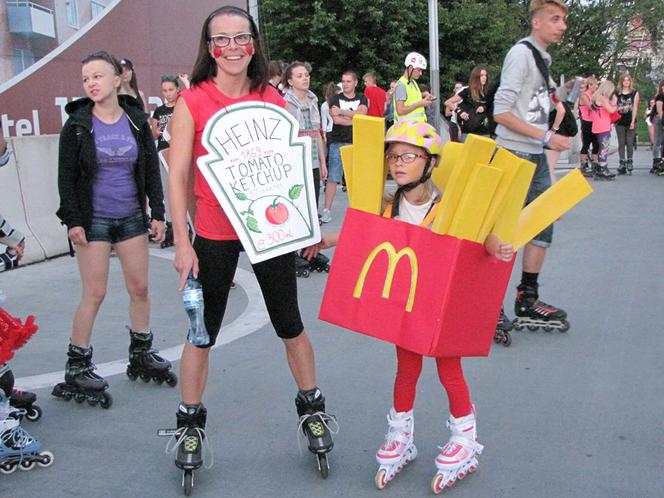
[193,237,304,346]
[580,119,599,156]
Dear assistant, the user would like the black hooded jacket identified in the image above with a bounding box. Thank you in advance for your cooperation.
[56,95,165,231]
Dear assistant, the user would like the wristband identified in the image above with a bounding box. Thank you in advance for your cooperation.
[541,129,555,146]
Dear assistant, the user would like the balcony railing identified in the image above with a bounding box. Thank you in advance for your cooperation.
[7,1,56,38]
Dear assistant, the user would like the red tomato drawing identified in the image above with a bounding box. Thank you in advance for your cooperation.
[265,201,289,225]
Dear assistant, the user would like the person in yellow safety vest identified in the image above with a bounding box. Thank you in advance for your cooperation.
[393,52,433,124]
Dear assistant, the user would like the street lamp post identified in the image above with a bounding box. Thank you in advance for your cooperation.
[428,0,441,131]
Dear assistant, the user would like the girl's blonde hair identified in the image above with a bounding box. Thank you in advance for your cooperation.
[592,80,615,105]
[584,76,598,90]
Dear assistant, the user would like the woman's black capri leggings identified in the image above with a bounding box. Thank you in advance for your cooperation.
[193,237,304,347]
[580,119,599,156]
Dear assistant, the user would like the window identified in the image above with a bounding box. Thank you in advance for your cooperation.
[66,0,79,28]
[91,0,105,17]
[12,48,35,75]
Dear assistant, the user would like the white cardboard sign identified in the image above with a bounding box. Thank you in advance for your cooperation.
[197,101,321,263]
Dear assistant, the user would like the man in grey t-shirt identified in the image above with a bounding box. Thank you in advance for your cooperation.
[493,0,571,333]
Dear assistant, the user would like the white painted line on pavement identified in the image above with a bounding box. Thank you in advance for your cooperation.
[15,249,270,390]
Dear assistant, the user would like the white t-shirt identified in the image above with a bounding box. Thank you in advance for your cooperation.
[394,194,435,226]
[320,101,333,133]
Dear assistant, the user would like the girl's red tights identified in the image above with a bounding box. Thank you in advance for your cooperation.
[393,346,472,418]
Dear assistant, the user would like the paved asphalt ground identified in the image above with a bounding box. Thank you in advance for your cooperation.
[1,148,662,498]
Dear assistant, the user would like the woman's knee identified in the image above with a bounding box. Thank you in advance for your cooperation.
[82,286,107,307]
[126,281,149,301]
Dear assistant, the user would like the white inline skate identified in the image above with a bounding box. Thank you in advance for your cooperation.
[431,410,483,494]
[374,408,417,489]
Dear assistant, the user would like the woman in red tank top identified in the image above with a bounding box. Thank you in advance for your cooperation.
[165,6,336,486]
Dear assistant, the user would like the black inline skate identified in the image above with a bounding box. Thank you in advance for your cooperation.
[493,308,512,347]
[9,388,42,422]
[126,328,177,387]
[295,254,310,278]
[52,344,112,408]
[165,403,210,496]
[512,284,570,332]
[617,160,627,175]
[295,388,338,479]
[308,252,330,273]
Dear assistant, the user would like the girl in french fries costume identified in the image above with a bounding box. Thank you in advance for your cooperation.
[315,121,514,492]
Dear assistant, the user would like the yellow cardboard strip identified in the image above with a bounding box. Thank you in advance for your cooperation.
[340,145,354,204]
[490,159,536,243]
[351,115,386,215]
[448,165,503,242]
[476,148,522,243]
[432,141,463,192]
[431,134,496,235]
[512,168,593,250]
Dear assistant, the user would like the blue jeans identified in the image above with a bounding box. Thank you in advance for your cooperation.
[86,211,147,243]
[507,149,553,248]
[327,142,348,184]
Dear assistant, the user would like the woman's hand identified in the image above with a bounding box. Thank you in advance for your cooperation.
[459,111,470,121]
[150,219,166,244]
[68,226,88,247]
[173,240,198,291]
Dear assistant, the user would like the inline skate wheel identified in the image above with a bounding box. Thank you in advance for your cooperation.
[140,373,151,383]
[26,405,43,421]
[543,325,553,332]
[431,473,445,494]
[374,468,387,489]
[559,321,570,333]
[153,377,164,385]
[527,325,538,331]
[74,393,85,403]
[126,367,138,381]
[87,397,99,407]
[99,392,113,409]
[317,454,329,479]
[19,459,36,471]
[166,371,178,387]
[0,461,16,474]
[37,451,54,468]
[183,469,194,496]
[503,331,512,347]
[512,321,524,331]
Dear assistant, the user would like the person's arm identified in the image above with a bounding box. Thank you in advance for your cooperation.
[579,91,591,109]
[302,231,339,260]
[316,133,327,180]
[551,100,566,131]
[395,96,431,116]
[56,122,84,232]
[483,233,514,262]
[631,92,639,129]
[142,120,165,243]
[330,105,353,126]
[602,95,617,113]
[150,111,161,140]
[656,99,663,117]
[168,98,198,289]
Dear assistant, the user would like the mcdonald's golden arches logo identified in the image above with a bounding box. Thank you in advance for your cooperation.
[353,242,418,312]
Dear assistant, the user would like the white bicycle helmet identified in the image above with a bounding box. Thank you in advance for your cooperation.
[404,52,427,70]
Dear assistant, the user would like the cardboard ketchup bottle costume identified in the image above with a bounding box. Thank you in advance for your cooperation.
[319,117,593,358]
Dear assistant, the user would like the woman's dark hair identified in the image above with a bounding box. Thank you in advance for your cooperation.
[468,64,488,102]
[190,6,268,92]
[119,57,145,110]
[268,60,285,80]
[81,51,123,76]
[657,80,664,97]
[281,61,312,89]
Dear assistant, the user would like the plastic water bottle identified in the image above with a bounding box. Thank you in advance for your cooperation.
[182,272,209,346]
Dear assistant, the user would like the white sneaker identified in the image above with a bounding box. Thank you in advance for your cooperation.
[320,208,332,223]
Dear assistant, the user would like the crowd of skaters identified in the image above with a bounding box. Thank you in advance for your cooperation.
[1,0,663,493]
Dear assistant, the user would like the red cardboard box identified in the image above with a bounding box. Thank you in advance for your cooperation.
[319,208,514,357]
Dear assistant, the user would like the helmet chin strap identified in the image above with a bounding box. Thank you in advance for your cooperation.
[390,157,434,218]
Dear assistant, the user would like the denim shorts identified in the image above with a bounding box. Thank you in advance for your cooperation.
[327,142,348,184]
[87,211,147,244]
[507,149,553,247]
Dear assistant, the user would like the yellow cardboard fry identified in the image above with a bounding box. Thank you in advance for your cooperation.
[512,168,593,250]
[340,145,354,203]
[432,141,463,191]
[490,160,536,243]
[448,165,503,241]
[351,115,386,215]
[476,148,522,243]
[431,134,496,235]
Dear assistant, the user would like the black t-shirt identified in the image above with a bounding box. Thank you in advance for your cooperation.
[456,87,489,135]
[328,93,369,144]
[152,104,174,151]
[616,91,637,127]
[654,94,664,121]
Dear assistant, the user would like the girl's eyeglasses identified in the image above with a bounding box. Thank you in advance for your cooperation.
[385,152,428,164]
